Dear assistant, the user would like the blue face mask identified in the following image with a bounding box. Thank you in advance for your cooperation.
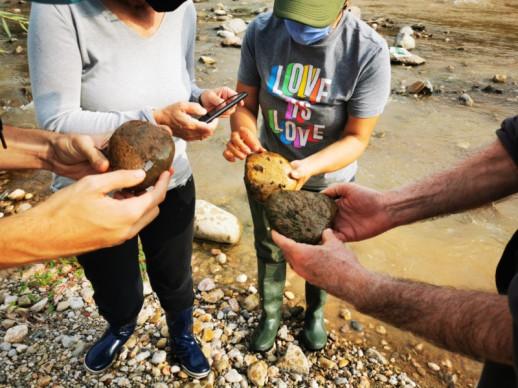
[284,19,331,46]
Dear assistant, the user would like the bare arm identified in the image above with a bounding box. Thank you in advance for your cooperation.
[291,115,379,188]
[0,169,170,268]
[323,139,518,241]
[273,229,513,365]
[382,139,518,227]
[223,82,265,162]
[0,125,109,179]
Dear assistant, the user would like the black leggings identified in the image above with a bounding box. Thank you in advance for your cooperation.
[78,176,196,326]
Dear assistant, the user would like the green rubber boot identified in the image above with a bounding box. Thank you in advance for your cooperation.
[302,282,328,350]
[250,260,286,352]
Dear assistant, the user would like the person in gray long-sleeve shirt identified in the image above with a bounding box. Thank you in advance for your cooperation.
[28,0,236,378]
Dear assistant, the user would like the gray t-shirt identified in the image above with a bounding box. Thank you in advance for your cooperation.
[28,0,202,191]
[238,11,391,190]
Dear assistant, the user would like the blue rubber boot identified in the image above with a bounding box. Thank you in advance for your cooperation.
[167,306,210,378]
[84,320,136,373]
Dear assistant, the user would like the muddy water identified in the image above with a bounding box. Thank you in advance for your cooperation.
[1,0,517,384]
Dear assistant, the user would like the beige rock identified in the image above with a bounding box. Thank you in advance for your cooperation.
[247,360,268,387]
[243,293,260,311]
[194,200,242,244]
[276,344,310,374]
[199,56,215,65]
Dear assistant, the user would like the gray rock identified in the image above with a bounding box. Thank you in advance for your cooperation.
[68,297,84,310]
[366,347,388,365]
[460,93,474,106]
[389,46,425,65]
[30,297,48,312]
[17,295,33,307]
[151,350,167,365]
[221,18,247,34]
[72,342,86,357]
[198,278,216,292]
[217,30,235,38]
[0,342,11,351]
[224,368,243,383]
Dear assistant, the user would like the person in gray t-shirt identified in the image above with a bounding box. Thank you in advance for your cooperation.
[223,0,391,352]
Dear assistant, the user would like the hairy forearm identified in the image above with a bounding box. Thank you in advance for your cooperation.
[0,126,58,171]
[353,274,513,364]
[384,140,518,228]
[0,208,72,267]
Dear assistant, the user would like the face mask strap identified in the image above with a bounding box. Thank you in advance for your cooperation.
[0,117,7,149]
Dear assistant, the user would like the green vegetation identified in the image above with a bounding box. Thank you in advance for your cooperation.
[0,10,29,39]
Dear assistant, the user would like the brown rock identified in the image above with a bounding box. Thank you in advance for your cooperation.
[107,120,174,192]
[244,151,297,204]
[265,190,337,244]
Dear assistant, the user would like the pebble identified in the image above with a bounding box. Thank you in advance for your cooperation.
[8,189,25,200]
[224,368,242,383]
[151,350,167,364]
[4,324,28,343]
[428,362,441,371]
[350,320,362,331]
[493,74,506,83]
[68,297,84,310]
[459,93,474,106]
[30,297,48,312]
[216,253,227,264]
[247,360,267,387]
[236,274,247,283]
[198,278,216,292]
[199,56,215,65]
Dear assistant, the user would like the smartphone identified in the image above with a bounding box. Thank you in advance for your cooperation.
[198,91,248,123]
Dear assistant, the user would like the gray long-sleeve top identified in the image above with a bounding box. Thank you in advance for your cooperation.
[28,0,203,190]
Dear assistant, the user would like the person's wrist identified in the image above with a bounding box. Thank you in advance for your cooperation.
[199,90,209,108]
[36,130,59,171]
[152,109,165,126]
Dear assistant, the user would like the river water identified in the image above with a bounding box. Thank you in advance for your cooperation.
[1,0,517,384]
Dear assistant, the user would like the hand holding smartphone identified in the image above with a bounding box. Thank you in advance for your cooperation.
[198,91,248,123]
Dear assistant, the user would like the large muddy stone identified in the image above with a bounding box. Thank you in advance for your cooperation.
[244,151,297,204]
[266,190,337,244]
[107,120,174,192]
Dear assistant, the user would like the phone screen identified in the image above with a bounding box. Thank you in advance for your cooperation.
[198,91,248,123]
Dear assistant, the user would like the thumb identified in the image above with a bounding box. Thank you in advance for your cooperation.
[85,146,109,173]
[75,135,109,172]
[92,170,146,193]
[271,229,294,250]
[321,228,340,244]
[289,170,300,180]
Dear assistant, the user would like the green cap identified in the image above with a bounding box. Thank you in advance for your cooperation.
[274,0,345,28]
